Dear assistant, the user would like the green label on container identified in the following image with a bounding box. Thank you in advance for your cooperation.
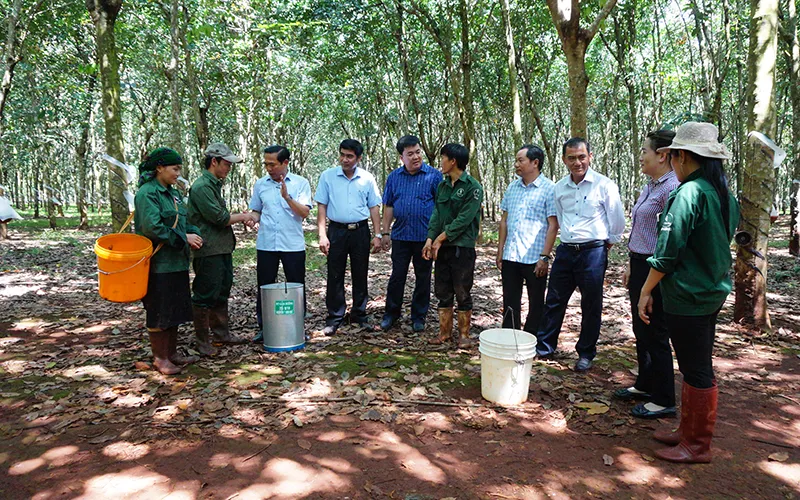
[275,300,295,315]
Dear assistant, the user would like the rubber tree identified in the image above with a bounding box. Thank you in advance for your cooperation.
[734,0,779,329]
[86,0,128,231]
[785,0,800,256]
[545,0,619,138]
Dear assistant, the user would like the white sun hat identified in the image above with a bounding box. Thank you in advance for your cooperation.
[657,121,731,160]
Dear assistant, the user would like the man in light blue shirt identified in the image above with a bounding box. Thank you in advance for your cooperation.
[316,139,383,335]
[249,145,312,342]
[496,144,558,335]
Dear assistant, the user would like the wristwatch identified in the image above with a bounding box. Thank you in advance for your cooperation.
[374,233,382,239]
[540,254,551,263]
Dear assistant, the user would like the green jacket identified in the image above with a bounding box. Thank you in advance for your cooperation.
[134,179,200,274]
[187,170,235,258]
[647,170,740,316]
[427,171,483,248]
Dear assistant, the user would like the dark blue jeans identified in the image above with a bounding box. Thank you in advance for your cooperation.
[536,243,608,359]
[384,239,432,323]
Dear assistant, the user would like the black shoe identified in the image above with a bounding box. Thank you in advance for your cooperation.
[574,357,593,372]
[535,352,555,361]
[412,322,425,333]
[631,403,677,419]
[613,387,652,401]
[380,316,397,331]
[321,325,337,336]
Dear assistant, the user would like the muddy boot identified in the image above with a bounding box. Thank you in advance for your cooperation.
[210,303,247,344]
[654,383,717,463]
[429,307,453,345]
[654,381,689,445]
[166,326,200,366]
[148,330,181,375]
[193,305,218,356]
[454,310,474,348]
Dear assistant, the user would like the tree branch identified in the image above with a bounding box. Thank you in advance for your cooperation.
[587,0,619,40]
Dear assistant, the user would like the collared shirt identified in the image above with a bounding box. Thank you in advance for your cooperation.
[314,166,381,223]
[628,170,679,255]
[383,163,441,242]
[500,174,557,264]
[647,169,740,315]
[187,169,235,258]
[134,179,200,274]
[249,172,312,252]
[554,168,625,244]
[427,171,483,248]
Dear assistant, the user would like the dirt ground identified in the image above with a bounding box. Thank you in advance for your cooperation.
[1,218,799,499]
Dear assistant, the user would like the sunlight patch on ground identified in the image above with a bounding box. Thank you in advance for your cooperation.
[759,461,800,491]
[236,457,352,498]
[77,467,191,499]
[0,284,44,297]
[613,448,682,488]
[61,364,112,379]
[102,441,150,461]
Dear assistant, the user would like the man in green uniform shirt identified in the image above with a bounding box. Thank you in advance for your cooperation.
[423,143,483,347]
[188,143,253,355]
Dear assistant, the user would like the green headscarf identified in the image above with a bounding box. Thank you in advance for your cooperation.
[138,147,183,186]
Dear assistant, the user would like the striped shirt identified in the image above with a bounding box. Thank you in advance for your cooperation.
[383,163,441,242]
[500,174,557,264]
[629,170,679,255]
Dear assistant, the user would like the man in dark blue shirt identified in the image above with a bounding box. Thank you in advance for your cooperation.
[379,135,442,333]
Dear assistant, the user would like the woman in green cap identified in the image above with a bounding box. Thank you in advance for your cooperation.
[135,147,204,375]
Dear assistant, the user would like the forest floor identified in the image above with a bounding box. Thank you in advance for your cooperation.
[1,215,799,499]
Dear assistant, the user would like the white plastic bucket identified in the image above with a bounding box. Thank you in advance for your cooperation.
[479,328,537,405]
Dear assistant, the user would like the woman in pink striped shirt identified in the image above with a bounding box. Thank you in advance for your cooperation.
[614,130,680,419]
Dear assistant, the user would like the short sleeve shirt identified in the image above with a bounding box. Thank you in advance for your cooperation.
[383,163,441,242]
[249,173,312,252]
[500,174,557,264]
[314,166,381,223]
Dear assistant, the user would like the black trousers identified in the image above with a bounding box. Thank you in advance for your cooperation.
[666,309,719,389]
[501,260,547,334]
[434,246,476,310]
[192,254,233,308]
[628,256,675,406]
[384,240,433,323]
[326,223,370,326]
[256,250,306,328]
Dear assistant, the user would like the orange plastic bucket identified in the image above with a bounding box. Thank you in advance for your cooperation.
[94,233,153,303]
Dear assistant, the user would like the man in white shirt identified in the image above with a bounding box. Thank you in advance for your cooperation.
[535,137,626,372]
[249,145,312,343]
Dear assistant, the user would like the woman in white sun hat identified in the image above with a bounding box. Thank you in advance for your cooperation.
[637,121,739,464]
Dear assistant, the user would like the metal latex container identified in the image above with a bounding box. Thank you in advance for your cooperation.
[260,282,305,352]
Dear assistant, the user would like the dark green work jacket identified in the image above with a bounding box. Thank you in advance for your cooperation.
[134,179,199,274]
[427,170,483,248]
[187,170,235,258]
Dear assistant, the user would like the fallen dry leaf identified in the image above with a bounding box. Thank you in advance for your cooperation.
[575,402,610,415]
[641,454,655,462]
[768,452,789,462]
[603,454,614,466]
[297,439,312,450]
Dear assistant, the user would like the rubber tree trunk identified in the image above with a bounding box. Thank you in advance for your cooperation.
[734,0,779,330]
[546,0,619,139]
[787,0,800,256]
[167,0,182,156]
[86,0,128,232]
[499,0,522,148]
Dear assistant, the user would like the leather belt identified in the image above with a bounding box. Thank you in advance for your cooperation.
[329,219,368,231]
[560,240,605,251]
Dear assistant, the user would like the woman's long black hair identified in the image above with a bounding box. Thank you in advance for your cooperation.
[686,150,732,237]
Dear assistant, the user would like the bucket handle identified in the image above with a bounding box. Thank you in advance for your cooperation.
[502,306,526,366]
[113,200,178,260]
[98,254,149,275]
